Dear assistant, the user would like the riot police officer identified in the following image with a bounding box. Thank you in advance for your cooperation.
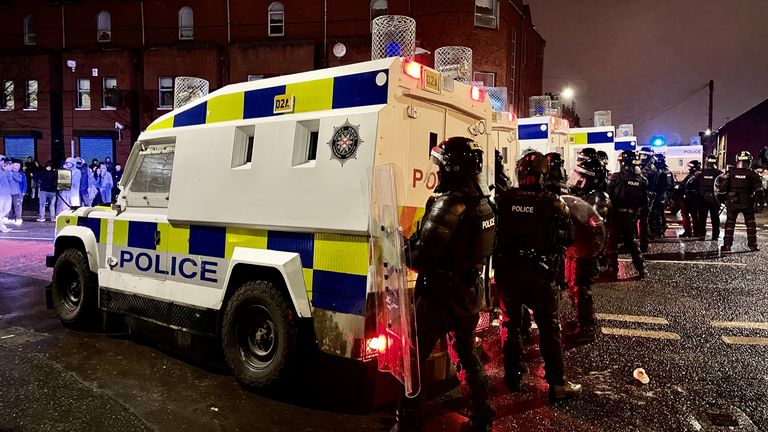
[717,151,765,252]
[650,153,674,238]
[597,150,610,171]
[495,151,582,400]
[637,147,657,252]
[565,151,611,343]
[544,152,569,196]
[605,150,648,278]
[398,137,496,432]
[688,155,723,240]
[678,160,702,238]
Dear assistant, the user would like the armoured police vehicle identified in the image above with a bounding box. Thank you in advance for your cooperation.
[46,57,493,396]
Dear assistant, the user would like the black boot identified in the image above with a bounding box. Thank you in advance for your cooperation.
[462,371,495,431]
[549,380,583,401]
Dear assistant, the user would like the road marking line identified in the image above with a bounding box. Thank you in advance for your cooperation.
[601,327,681,340]
[711,321,768,330]
[596,314,669,325]
[721,336,768,346]
[0,335,15,339]
[618,259,746,267]
[0,236,54,241]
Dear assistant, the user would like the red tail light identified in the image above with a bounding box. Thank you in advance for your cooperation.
[368,334,387,352]
[403,59,422,79]
[507,112,515,123]
[471,86,485,102]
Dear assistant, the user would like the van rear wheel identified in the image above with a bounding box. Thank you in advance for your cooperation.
[51,248,98,328]
[222,280,298,390]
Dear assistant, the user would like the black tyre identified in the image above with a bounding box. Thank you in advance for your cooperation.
[221,280,298,390]
[51,248,98,328]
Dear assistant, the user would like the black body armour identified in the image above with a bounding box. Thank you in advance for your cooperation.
[409,190,496,274]
[721,168,763,210]
[582,190,611,220]
[697,169,722,194]
[609,171,647,211]
[544,180,569,196]
[496,189,565,256]
[654,169,674,194]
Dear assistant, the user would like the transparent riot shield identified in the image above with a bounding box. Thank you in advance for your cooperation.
[370,164,421,398]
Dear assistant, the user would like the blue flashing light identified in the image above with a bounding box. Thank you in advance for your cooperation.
[384,41,403,57]
[651,136,666,147]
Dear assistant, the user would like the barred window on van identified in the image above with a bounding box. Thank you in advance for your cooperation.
[130,152,174,195]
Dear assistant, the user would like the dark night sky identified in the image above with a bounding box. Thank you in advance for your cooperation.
[527,0,768,145]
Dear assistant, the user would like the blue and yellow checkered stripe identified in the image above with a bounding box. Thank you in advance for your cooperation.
[60,216,370,317]
[147,69,389,131]
[569,131,614,145]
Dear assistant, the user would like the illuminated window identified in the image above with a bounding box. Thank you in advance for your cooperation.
[103,77,118,108]
[1,81,13,110]
[178,7,194,40]
[97,11,111,42]
[23,15,36,46]
[24,80,37,110]
[159,77,174,109]
[268,2,284,36]
[474,0,498,29]
[77,78,91,109]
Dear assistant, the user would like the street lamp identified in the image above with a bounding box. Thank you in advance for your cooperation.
[705,128,712,136]
[561,87,574,100]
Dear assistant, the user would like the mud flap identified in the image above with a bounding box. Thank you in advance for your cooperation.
[370,164,421,398]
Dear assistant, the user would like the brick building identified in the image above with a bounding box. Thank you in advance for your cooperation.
[0,0,545,165]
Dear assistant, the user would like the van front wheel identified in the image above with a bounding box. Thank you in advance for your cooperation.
[221,280,298,390]
[51,248,98,328]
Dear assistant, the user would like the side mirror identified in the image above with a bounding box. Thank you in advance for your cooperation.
[56,170,72,191]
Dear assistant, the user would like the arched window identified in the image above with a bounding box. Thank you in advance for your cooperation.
[178,6,194,40]
[23,15,36,45]
[268,2,284,37]
[97,11,111,42]
[371,0,388,26]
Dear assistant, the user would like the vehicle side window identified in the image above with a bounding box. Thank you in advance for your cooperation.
[127,149,174,207]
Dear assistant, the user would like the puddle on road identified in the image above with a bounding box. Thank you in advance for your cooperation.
[0,326,49,348]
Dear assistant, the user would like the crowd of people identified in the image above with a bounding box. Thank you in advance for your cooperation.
[0,154,122,233]
[393,138,765,432]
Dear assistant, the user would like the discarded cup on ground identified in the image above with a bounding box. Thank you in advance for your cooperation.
[633,368,650,384]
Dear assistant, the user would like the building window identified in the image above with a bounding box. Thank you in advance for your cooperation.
[103,77,118,108]
[178,7,194,40]
[97,11,111,42]
[76,78,91,109]
[247,74,264,82]
[268,2,284,37]
[24,80,38,110]
[23,15,36,46]
[473,72,495,87]
[1,81,13,111]
[159,77,174,109]
[474,0,498,29]
[371,0,388,29]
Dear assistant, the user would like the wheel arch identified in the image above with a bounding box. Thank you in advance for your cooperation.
[54,227,100,273]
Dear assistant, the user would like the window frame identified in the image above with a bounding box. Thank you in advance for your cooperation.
[158,77,174,110]
[124,144,176,208]
[268,2,285,37]
[24,80,38,110]
[1,81,14,111]
[370,0,388,30]
[76,78,91,110]
[474,0,499,29]
[178,6,194,40]
[102,77,118,109]
[292,120,320,167]
[97,11,112,43]
[23,15,36,46]
[473,71,496,87]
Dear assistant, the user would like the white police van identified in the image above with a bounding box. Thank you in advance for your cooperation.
[47,57,493,396]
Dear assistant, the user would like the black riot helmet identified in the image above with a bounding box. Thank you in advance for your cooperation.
[516,151,549,190]
[654,153,668,170]
[577,147,598,163]
[617,150,640,173]
[705,154,718,168]
[735,150,752,169]
[568,156,607,193]
[431,137,484,190]
[687,160,701,174]
[596,150,609,167]
[545,152,567,183]
[638,146,655,167]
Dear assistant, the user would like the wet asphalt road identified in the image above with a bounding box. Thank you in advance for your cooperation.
[2,213,768,431]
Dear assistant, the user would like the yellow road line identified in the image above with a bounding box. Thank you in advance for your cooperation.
[721,336,768,346]
[596,313,669,325]
[601,327,681,340]
[711,321,768,330]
